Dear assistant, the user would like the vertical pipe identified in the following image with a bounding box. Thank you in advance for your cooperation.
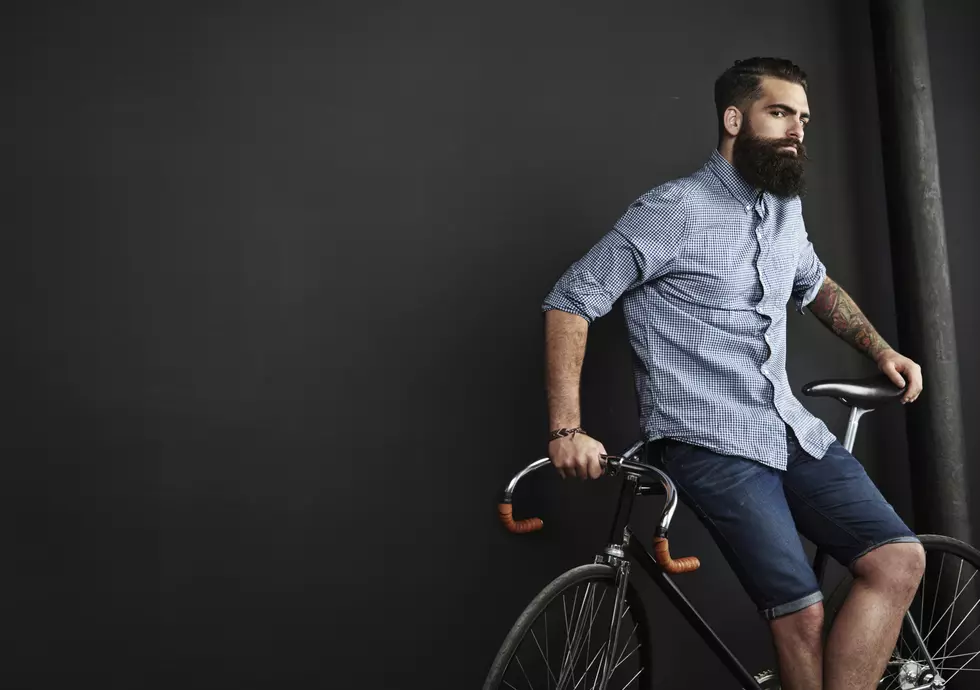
[868,0,971,542]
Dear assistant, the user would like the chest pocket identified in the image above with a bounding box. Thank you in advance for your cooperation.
[666,222,763,309]
[759,212,804,308]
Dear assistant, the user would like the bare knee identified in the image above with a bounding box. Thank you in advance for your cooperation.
[852,541,926,598]
[771,601,824,651]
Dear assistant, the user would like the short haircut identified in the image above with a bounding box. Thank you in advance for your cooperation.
[714,57,808,141]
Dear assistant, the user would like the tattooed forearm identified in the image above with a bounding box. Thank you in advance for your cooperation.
[808,276,893,362]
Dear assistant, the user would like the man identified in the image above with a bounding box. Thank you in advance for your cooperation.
[541,57,926,690]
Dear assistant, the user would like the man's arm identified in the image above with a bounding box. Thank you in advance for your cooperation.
[807,275,923,404]
[540,190,687,477]
[543,309,607,479]
[808,275,893,361]
[544,309,587,430]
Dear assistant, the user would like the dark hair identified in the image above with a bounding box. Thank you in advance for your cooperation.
[714,57,808,142]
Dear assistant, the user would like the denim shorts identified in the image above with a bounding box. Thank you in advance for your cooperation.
[659,427,919,620]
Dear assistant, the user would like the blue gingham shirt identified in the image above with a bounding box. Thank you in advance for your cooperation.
[543,150,837,470]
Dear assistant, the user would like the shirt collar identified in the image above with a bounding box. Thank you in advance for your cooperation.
[706,149,760,207]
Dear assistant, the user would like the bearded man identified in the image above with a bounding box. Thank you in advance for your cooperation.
[541,57,926,690]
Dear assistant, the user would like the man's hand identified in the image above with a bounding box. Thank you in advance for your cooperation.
[876,349,923,404]
[549,434,607,480]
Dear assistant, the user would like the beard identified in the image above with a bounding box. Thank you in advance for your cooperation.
[731,127,808,198]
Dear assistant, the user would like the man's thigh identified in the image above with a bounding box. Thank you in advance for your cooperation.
[661,440,823,620]
[782,434,919,570]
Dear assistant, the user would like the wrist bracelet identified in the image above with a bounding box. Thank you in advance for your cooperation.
[549,427,587,441]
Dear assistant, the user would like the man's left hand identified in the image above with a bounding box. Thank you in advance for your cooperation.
[876,349,923,404]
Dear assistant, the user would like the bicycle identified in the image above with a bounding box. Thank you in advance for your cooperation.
[483,374,980,690]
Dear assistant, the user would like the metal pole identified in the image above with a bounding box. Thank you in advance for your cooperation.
[868,0,971,542]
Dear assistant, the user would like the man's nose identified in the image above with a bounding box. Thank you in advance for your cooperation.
[787,120,804,141]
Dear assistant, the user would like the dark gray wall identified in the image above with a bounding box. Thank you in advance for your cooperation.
[5,2,976,688]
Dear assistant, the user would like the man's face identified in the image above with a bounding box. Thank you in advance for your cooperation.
[731,77,811,197]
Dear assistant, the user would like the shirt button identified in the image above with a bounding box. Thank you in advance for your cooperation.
[745,205,752,211]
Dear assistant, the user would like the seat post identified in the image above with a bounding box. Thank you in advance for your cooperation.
[842,406,871,453]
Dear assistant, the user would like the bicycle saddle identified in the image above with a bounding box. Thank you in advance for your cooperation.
[801,374,905,409]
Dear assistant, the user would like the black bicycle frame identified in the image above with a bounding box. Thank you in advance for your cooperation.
[626,536,763,689]
[614,443,835,690]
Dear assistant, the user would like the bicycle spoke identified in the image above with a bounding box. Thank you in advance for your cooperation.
[919,571,926,638]
[561,584,600,687]
[940,648,980,685]
[942,560,965,674]
[928,552,946,639]
[933,596,980,663]
[493,570,648,690]
[941,620,980,660]
[545,612,550,690]
[881,670,900,690]
[574,641,606,690]
[885,549,980,690]
[560,584,593,684]
[529,628,558,689]
[615,624,638,668]
[932,651,980,663]
[574,588,607,686]
[565,587,578,641]
[923,570,977,644]
[616,668,643,690]
[613,643,640,672]
[515,653,535,690]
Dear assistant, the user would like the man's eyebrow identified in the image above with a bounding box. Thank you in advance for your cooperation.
[768,103,811,119]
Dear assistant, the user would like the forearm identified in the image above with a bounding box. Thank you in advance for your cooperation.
[544,309,589,429]
[808,275,893,362]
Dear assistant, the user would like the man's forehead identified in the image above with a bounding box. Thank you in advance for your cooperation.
[757,77,809,111]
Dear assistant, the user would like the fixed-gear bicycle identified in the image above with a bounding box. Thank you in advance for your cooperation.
[483,375,980,690]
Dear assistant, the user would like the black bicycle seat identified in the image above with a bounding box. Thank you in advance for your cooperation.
[801,374,906,409]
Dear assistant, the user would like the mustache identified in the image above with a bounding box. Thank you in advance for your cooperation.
[769,138,808,159]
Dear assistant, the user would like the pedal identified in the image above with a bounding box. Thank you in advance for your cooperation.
[751,668,779,689]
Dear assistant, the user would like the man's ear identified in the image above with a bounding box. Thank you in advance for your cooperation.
[723,106,742,137]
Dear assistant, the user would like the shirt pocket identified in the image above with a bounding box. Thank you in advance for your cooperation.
[668,225,762,309]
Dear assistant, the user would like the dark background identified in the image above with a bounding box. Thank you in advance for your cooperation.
[5,1,978,688]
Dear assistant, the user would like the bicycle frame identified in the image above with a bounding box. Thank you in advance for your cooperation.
[497,398,945,689]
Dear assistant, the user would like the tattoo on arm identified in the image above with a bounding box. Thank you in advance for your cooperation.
[808,276,892,362]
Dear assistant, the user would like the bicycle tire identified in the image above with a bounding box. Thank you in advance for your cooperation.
[823,533,980,687]
[483,563,654,690]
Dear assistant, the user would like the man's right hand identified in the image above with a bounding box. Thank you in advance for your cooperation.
[548,434,608,480]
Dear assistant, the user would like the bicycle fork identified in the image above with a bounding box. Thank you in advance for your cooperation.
[554,474,639,690]
[553,559,633,690]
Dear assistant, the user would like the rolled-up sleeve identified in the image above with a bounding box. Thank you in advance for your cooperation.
[792,218,827,314]
[542,192,687,323]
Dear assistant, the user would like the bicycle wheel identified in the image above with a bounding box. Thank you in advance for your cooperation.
[824,534,980,688]
[483,563,654,690]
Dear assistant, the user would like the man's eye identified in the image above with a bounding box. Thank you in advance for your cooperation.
[772,111,784,117]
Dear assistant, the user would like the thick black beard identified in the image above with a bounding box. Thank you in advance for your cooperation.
[731,132,808,198]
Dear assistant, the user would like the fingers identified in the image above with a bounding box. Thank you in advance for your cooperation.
[902,364,923,404]
[550,438,607,480]
[587,454,603,480]
[881,360,907,389]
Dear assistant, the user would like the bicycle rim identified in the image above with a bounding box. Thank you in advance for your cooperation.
[483,564,653,690]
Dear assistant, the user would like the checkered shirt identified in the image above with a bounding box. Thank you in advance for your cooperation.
[542,150,837,470]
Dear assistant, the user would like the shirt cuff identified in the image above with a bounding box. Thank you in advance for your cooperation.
[541,295,597,324]
[795,270,826,314]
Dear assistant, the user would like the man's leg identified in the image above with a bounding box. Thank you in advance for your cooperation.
[823,542,925,690]
[659,439,825,689]
[781,435,924,690]
[770,602,824,690]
